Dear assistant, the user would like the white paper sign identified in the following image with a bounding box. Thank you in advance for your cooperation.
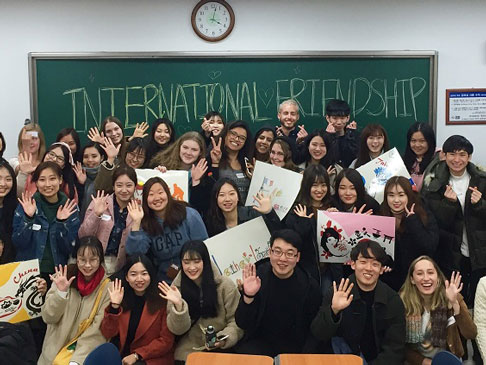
[356,148,413,203]
[0,259,44,323]
[245,161,302,220]
[135,169,189,204]
[205,217,271,284]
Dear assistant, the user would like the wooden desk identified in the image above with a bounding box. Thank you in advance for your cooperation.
[277,354,363,365]
[186,352,274,365]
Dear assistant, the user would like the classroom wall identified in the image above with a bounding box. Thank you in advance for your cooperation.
[1,0,486,163]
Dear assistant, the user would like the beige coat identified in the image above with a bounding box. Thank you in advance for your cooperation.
[166,264,243,361]
[38,277,111,365]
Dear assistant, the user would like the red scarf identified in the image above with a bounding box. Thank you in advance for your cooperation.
[76,266,105,297]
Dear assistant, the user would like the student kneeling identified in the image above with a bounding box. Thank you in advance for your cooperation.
[311,240,406,364]
[235,229,322,357]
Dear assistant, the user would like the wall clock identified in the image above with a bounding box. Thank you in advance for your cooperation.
[191,0,235,42]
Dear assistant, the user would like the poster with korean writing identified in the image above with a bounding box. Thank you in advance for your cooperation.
[317,211,395,263]
[135,169,188,204]
[356,148,413,203]
[205,217,271,284]
[245,161,302,220]
[0,259,44,323]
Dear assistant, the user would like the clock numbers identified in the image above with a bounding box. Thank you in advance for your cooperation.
[192,1,234,41]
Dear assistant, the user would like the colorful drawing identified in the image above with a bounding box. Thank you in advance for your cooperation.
[356,148,413,203]
[0,259,44,323]
[317,211,395,263]
[205,217,272,284]
[134,169,189,204]
[245,161,302,220]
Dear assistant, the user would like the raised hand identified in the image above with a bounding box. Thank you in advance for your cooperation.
[36,278,48,295]
[73,162,87,184]
[352,204,373,215]
[129,122,149,141]
[108,278,124,306]
[275,126,284,136]
[154,165,167,173]
[18,152,36,174]
[100,137,121,163]
[91,190,108,218]
[346,120,357,130]
[293,204,314,219]
[127,199,144,223]
[18,191,37,218]
[252,192,272,214]
[296,125,308,143]
[87,127,105,144]
[445,271,463,309]
[210,137,222,165]
[331,278,354,315]
[242,263,261,298]
[326,207,339,212]
[191,158,208,185]
[405,203,415,217]
[444,185,457,202]
[158,281,183,309]
[201,118,211,134]
[49,264,75,292]
[56,199,77,220]
[326,165,336,176]
[469,186,482,204]
[325,120,336,134]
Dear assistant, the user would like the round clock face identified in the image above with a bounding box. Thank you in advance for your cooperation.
[192,1,235,42]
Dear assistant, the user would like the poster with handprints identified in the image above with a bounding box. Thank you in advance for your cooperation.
[0,259,44,323]
[135,169,188,204]
[205,217,271,284]
[245,161,302,220]
[317,211,395,263]
[356,148,413,203]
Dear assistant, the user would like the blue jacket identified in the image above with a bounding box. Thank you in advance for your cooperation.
[12,193,80,269]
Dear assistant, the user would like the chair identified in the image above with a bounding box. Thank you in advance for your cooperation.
[277,353,363,365]
[186,352,274,365]
[431,350,462,365]
[84,342,122,365]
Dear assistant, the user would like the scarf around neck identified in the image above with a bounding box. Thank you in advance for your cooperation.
[76,266,105,297]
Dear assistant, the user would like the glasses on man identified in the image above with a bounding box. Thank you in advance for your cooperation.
[127,151,145,161]
[271,248,298,259]
[229,130,247,142]
[47,151,65,164]
[77,257,100,266]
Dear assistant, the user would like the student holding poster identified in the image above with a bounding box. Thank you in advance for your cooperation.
[380,176,439,291]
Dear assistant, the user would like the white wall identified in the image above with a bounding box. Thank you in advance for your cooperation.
[1,0,486,162]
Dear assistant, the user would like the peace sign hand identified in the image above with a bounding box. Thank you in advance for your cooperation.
[469,186,482,205]
[91,190,108,218]
[210,137,222,165]
[331,278,354,315]
[87,127,105,144]
[352,204,373,215]
[108,278,124,306]
[293,204,314,219]
[18,191,37,218]
[158,281,183,310]
[18,152,36,174]
[73,162,87,184]
[405,203,415,217]
[444,185,457,202]
[252,192,272,214]
[56,199,77,220]
[129,122,149,141]
[49,265,75,293]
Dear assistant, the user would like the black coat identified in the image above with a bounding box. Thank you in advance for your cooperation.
[311,274,405,365]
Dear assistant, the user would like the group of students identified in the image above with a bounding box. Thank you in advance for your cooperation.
[0,97,485,364]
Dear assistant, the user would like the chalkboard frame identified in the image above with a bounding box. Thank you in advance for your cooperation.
[28,50,438,133]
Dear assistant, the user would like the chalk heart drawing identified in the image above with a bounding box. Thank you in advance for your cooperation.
[294,66,301,74]
[258,88,274,108]
[208,71,222,80]
[89,73,95,83]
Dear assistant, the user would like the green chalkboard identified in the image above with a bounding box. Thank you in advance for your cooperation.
[30,52,437,152]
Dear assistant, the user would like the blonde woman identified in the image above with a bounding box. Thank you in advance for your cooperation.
[9,121,46,175]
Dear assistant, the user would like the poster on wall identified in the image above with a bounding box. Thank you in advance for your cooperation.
[317,211,395,263]
[245,161,302,220]
[356,148,413,203]
[446,89,486,125]
[135,169,188,204]
[0,259,44,323]
[205,217,271,284]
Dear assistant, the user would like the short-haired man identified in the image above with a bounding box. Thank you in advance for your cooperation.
[422,135,486,305]
[277,99,308,144]
[311,240,405,364]
[235,229,321,357]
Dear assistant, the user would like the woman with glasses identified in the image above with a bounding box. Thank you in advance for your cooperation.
[17,142,79,203]
[38,236,111,365]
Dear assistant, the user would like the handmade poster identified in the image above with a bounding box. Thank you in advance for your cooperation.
[205,217,271,284]
[356,148,413,203]
[135,169,189,204]
[245,161,302,220]
[0,259,44,323]
[317,211,395,263]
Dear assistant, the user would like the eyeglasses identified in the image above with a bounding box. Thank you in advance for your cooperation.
[77,257,100,266]
[127,151,146,161]
[271,248,298,259]
[229,130,247,142]
[47,151,65,164]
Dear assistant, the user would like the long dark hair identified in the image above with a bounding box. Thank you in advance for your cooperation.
[56,128,82,163]
[0,132,6,159]
[205,178,242,237]
[43,144,77,200]
[121,255,165,314]
[252,126,276,162]
[355,124,390,168]
[295,164,332,210]
[0,159,17,263]
[180,240,218,319]
[141,177,187,236]
[299,130,335,167]
[404,122,436,174]
[146,118,175,158]
[334,168,369,211]
[81,141,106,165]
[219,120,254,174]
